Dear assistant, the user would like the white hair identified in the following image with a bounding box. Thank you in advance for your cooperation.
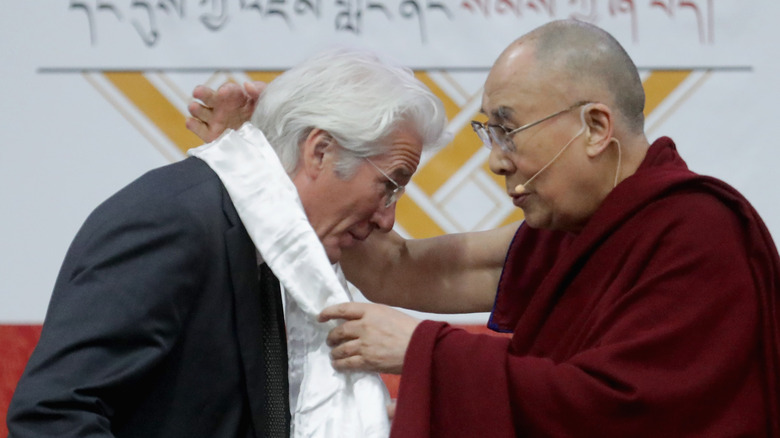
[250,47,449,176]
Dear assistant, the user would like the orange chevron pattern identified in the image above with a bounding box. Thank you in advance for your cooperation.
[93,69,700,239]
[0,70,708,437]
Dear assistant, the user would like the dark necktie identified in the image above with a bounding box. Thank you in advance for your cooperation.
[258,263,291,437]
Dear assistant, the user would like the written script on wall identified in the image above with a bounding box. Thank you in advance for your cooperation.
[69,0,714,47]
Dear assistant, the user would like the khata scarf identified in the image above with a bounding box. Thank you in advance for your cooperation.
[189,122,390,438]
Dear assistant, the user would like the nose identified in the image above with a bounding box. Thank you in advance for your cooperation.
[370,202,396,232]
[488,146,516,177]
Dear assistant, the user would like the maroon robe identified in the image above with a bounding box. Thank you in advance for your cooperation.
[391,137,780,437]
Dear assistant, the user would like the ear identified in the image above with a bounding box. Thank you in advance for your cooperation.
[299,128,336,179]
[582,103,614,158]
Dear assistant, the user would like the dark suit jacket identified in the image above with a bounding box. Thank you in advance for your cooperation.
[7,157,288,437]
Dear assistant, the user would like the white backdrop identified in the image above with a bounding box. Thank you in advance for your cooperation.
[2,0,780,324]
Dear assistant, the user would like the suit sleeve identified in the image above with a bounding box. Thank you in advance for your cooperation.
[7,193,208,437]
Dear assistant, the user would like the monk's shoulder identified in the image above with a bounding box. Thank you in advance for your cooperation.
[640,188,745,240]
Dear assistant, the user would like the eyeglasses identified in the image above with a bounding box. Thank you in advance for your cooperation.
[471,101,590,153]
[364,158,405,208]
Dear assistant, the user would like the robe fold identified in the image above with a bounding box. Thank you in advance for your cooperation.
[391,137,780,437]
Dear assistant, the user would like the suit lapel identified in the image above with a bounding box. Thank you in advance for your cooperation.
[222,190,269,436]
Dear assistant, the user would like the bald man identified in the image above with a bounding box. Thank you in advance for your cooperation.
[324,20,780,437]
[188,20,780,437]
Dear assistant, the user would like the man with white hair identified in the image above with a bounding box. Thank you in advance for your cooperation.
[7,48,447,438]
[189,20,780,437]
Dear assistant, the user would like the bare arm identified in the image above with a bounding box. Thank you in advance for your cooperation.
[341,222,520,314]
[186,80,520,314]
[320,222,519,375]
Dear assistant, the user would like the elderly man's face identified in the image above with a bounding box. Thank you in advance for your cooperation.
[302,127,423,263]
[482,44,600,233]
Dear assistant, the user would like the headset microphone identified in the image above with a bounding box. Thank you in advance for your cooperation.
[512,105,623,195]
[513,107,588,194]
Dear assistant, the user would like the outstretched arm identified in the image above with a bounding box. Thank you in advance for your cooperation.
[187,79,520,315]
[319,224,519,376]
[341,222,520,314]
[186,81,265,142]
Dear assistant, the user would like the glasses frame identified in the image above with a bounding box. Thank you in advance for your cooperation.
[364,157,405,208]
[471,101,590,153]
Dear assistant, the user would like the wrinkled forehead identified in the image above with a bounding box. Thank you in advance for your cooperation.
[377,126,424,179]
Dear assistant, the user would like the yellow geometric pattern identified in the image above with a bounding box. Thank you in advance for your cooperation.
[92,69,700,240]
[104,72,204,150]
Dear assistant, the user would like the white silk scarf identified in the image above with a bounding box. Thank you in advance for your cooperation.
[188,123,390,438]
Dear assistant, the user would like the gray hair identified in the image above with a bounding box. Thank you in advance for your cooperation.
[250,48,450,177]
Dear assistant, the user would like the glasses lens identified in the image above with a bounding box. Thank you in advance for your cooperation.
[487,125,514,152]
[386,186,405,208]
[471,121,492,149]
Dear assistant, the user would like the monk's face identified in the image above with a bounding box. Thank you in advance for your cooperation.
[482,43,603,233]
[295,127,422,263]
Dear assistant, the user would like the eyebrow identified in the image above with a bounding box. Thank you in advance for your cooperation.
[494,106,517,123]
[479,105,516,125]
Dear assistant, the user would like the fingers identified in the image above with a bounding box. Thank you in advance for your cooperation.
[244,81,267,100]
[215,82,249,109]
[187,86,219,142]
[329,338,361,362]
[325,318,360,348]
[185,94,219,142]
[191,84,217,108]
[187,99,212,122]
[318,302,367,323]
[187,82,253,143]
[328,337,379,373]
[192,82,243,109]
[331,353,371,372]
[322,304,417,374]
[185,116,209,142]
[186,99,221,143]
